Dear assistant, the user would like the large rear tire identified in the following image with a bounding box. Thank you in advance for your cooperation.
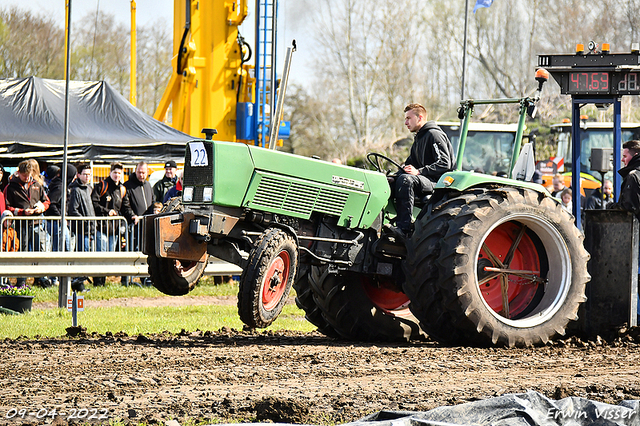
[238,228,298,328]
[309,266,427,342]
[293,270,339,338]
[404,187,589,347]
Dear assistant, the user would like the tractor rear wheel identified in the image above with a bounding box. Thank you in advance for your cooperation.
[238,228,298,328]
[309,267,426,342]
[293,269,339,338]
[404,187,589,347]
[148,197,208,296]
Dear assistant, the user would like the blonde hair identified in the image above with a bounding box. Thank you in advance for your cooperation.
[28,159,43,185]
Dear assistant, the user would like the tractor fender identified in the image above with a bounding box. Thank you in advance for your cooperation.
[435,171,552,196]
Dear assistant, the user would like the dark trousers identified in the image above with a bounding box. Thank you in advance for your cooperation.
[394,174,435,231]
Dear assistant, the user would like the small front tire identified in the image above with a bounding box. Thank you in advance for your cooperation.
[238,228,298,328]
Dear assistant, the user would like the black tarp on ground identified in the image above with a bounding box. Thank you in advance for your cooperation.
[216,391,640,426]
[354,391,640,426]
[0,76,192,165]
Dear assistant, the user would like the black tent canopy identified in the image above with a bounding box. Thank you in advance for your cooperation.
[0,77,192,165]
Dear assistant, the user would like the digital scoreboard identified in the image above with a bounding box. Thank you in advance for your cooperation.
[538,51,640,96]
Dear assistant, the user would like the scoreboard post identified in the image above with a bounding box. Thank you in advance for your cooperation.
[538,43,639,227]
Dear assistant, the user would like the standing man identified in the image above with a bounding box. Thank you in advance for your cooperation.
[124,161,154,286]
[68,163,96,252]
[92,162,134,251]
[125,161,154,224]
[153,160,178,203]
[390,103,454,236]
[44,163,76,252]
[92,162,134,286]
[3,159,51,287]
[609,140,640,216]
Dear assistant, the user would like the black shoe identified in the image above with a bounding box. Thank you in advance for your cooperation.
[93,277,106,286]
[382,224,410,242]
[71,277,90,292]
[34,277,53,288]
[143,278,154,287]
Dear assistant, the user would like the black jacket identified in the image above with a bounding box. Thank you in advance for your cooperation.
[92,176,134,221]
[153,175,176,203]
[405,121,455,182]
[68,179,96,234]
[4,174,50,216]
[585,188,614,210]
[124,175,153,217]
[44,176,63,216]
[609,154,640,218]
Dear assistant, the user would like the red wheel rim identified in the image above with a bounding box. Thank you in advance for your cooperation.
[362,276,411,316]
[261,250,291,311]
[478,221,541,318]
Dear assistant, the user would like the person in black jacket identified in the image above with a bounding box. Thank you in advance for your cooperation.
[390,103,454,236]
[608,140,640,323]
[92,162,134,252]
[609,140,640,217]
[153,160,177,203]
[123,161,154,286]
[68,163,96,252]
[44,163,76,251]
[124,161,154,223]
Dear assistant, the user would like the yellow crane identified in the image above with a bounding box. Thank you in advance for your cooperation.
[153,0,254,141]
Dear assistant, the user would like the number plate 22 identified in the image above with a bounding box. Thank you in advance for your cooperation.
[190,142,209,167]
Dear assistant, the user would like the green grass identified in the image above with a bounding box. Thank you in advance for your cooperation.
[29,276,240,303]
[0,277,316,339]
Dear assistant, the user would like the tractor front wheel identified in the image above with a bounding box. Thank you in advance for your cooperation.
[238,228,298,328]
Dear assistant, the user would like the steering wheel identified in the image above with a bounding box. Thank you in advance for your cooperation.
[366,152,404,175]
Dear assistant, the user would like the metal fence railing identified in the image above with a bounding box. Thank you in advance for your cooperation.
[0,216,242,278]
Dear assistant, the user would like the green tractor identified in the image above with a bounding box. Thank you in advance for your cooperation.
[143,70,589,347]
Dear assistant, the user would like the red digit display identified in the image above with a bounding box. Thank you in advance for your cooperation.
[568,72,609,93]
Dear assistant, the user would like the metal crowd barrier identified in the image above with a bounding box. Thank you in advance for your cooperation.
[0,216,242,278]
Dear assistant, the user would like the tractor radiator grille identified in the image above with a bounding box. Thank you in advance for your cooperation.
[253,175,349,217]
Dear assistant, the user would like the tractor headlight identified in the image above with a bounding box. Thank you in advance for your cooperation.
[203,187,213,202]
[183,186,194,202]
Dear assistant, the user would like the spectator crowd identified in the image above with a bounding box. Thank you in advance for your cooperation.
[0,159,181,289]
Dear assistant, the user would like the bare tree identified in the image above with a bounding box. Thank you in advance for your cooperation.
[0,6,64,79]
[136,18,172,116]
[72,11,130,95]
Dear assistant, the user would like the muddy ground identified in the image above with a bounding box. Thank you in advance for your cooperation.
[2,297,640,425]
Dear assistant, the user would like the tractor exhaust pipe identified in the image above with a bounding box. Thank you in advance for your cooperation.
[269,40,296,150]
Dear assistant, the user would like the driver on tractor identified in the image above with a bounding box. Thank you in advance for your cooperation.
[388,103,455,237]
